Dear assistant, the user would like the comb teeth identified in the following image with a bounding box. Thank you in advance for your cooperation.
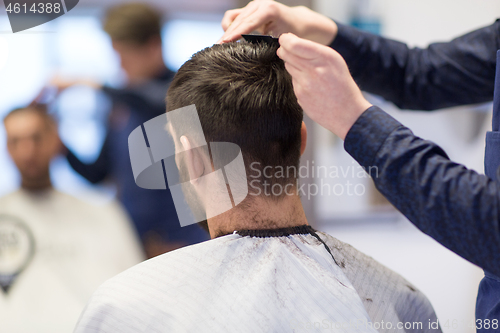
[242,34,280,46]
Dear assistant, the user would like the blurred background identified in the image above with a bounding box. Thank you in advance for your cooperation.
[1,0,499,332]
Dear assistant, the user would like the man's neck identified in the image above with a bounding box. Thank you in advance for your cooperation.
[206,194,308,239]
[21,176,52,192]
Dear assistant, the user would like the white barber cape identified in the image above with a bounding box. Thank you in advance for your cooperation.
[75,226,377,333]
[0,189,144,333]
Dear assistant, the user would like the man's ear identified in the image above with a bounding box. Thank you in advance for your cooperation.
[300,121,307,156]
[180,136,205,184]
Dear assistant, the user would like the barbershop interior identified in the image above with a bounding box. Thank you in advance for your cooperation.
[1,0,499,332]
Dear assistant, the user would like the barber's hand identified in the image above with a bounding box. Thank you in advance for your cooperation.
[277,33,372,140]
[49,75,101,92]
[31,75,102,106]
[219,0,337,46]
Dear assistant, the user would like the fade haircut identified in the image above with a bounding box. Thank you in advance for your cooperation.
[103,3,162,45]
[166,41,303,196]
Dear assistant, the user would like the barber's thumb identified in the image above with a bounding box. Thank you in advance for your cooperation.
[279,33,324,60]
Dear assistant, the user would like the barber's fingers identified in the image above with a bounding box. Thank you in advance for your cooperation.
[278,46,312,72]
[219,1,281,43]
[284,59,303,77]
[283,60,310,102]
[223,5,260,36]
[221,8,243,31]
[219,2,261,43]
[279,33,333,62]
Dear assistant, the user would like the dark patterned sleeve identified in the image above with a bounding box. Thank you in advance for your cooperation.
[331,21,500,110]
[65,135,110,184]
[344,106,500,276]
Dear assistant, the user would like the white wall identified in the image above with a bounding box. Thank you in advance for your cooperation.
[316,0,500,45]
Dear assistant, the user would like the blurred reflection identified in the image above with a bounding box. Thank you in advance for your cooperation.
[48,3,211,258]
[0,105,143,332]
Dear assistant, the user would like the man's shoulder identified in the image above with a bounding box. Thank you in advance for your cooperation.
[0,189,22,200]
[0,189,58,209]
[75,237,232,332]
[90,237,220,294]
[0,190,13,200]
[317,231,404,277]
[317,230,423,294]
[316,231,440,331]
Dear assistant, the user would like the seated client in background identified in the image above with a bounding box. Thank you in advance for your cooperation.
[0,106,144,333]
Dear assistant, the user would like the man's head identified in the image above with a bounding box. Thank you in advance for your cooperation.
[103,3,165,82]
[4,106,60,190]
[166,41,306,210]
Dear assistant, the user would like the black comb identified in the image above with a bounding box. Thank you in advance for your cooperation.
[242,34,279,46]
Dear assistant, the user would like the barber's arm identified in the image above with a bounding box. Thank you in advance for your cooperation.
[101,84,168,120]
[48,78,166,120]
[277,33,500,276]
[345,106,500,276]
[221,1,499,110]
[332,21,500,110]
[219,1,337,46]
[66,134,111,184]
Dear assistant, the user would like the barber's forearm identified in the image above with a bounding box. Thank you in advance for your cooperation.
[66,146,110,184]
[344,106,500,275]
[331,21,498,110]
[330,23,413,109]
[296,8,338,46]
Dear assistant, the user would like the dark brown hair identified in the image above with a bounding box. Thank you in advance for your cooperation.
[103,3,162,45]
[3,105,56,130]
[166,41,303,193]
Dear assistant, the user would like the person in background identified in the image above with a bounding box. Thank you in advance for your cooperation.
[52,3,209,258]
[0,105,144,333]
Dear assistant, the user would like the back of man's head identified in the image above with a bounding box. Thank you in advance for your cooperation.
[166,41,304,198]
[103,3,162,45]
